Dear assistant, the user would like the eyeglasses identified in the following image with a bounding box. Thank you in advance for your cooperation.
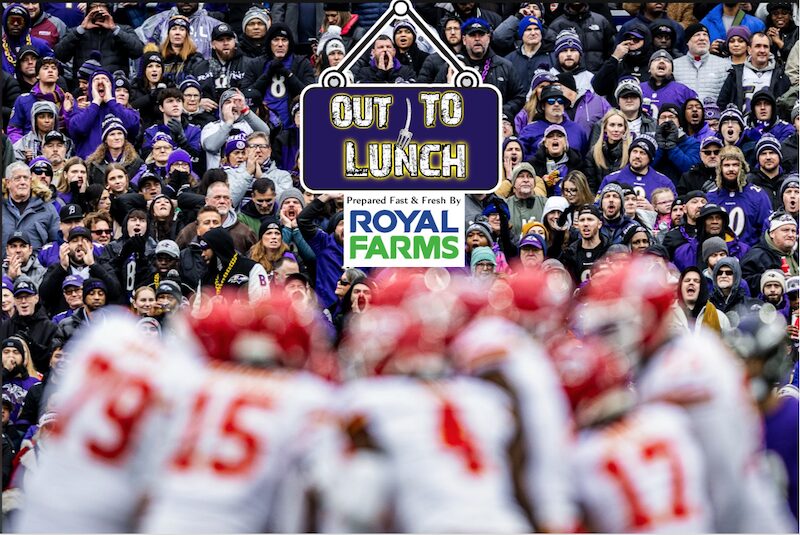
[563,187,578,194]
[183,93,200,100]
[337,279,350,286]
[91,228,112,235]
[717,269,734,276]
[474,261,495,269]
[701,149,720,155]
[63,287,81,295]
[545,97,566,106]
[248,143,269,149]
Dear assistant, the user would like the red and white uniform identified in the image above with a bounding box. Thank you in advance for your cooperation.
[573,403,712,533]
[15,313,199,533]
[325,375,531,533]
[140,365,333,533]
[637,331,795,532]
[448,317,578,532]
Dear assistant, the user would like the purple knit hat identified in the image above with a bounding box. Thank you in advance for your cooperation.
[224,135,248,156]
[166,148,193,173]
[725,25,751,45]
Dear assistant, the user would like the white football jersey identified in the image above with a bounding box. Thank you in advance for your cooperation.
[448,316,578,532]
[573,403,712,533]
[637,331,795,532]
[325,375,531,533]
[140,365,333,533]
[15,313,198,533]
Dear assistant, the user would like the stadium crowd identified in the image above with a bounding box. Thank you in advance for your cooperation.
[1,1,799,532]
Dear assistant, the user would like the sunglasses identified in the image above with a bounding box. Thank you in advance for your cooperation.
[717,269,734,276]
[545,97,566,106]
[701,149,720,155]
[337,279,350,286]
[91,228,112,235]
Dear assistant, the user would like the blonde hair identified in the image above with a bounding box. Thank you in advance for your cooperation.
[131,285,156,313]
[31,176,53,201]
[57,157,87,194]
[591,109,631,173]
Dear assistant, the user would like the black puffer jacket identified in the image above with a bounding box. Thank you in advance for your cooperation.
[677,164,717,196]
[548,6,617,72]
[54,24,144,85]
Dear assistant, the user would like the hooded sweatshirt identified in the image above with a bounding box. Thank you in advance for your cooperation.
[673,207,750,271]
[7,81,68,144]
[1,5,54,75]
[12,100,73,161]
[200,227,269,302]
[743,87,796,144]
[259,23,316,128]
[709,257,763,315]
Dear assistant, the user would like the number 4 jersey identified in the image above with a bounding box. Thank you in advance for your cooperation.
[324,376,531,533]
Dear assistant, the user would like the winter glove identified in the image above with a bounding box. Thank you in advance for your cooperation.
[167,118,187,146]
[656,122,677,150]
[167,170,189,194]
[269,59,288,77]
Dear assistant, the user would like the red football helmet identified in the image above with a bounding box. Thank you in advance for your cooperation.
[341,270,457,378]
[185,290,329,370]
[549,336,634,427]
[490,268,574,339]
[572,256,676,362]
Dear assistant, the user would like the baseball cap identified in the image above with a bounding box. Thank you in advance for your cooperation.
[212,23,236,40]
[519,233,547,251]
[6,231,30,246]
[13,277,37,297]
[461,17,491,35]
[544,124,567,138]
[700,136,723,150]
[62,274,85,290]
[67,226,92,241]
[60,203,84,222]
[577,204,602,220]
[623,29,645,40]
[155,240,180,259]
[43,130,67,145]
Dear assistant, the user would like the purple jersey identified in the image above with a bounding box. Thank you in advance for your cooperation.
[706,184,772,247]
[640,80,698,116]
[598,165,677,201]
[764,396,799,526]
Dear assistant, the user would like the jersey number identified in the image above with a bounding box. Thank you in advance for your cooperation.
[603,439,688,529]
[171,392,272,477]
[51,354,154,463]
[439,399,483,474]
[728,207,745,238]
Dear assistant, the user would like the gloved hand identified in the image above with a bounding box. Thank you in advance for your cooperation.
[167,169,189,193]
[656,121,678,150]
[269,58,288,77]
[167,118,187,145]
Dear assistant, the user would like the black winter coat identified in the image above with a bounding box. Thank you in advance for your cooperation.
[740,235,789,297]
[718,63,791,111]
[582,140,626,193]
[549,9,617,72]
[0,308,58,373]
[54,25,144,85]
[677,164,717,196]
[463,50,526,118]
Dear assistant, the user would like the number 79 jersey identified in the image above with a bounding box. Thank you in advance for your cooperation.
[14,314,200,534]
[139,364,333,533]
[572,403,712,533]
